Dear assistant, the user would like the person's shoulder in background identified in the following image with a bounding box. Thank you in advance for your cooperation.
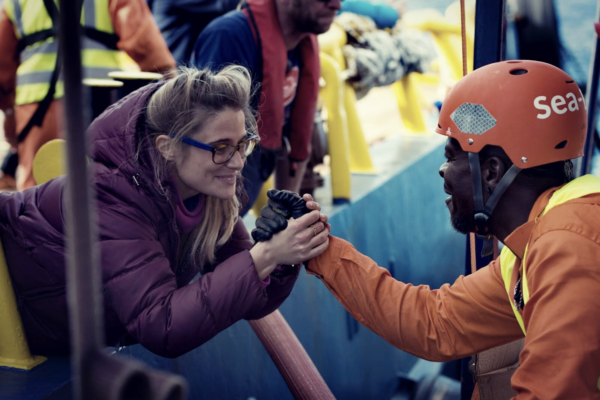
[192,10,257,72]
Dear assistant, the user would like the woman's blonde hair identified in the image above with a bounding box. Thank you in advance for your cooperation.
[145,66,258,270]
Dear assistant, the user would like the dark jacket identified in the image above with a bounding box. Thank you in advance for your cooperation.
[0,83,299,358]
[150,0,239,64]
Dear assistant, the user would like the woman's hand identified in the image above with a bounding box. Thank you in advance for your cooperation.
[250,210,330,280]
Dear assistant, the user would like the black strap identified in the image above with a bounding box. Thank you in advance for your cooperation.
[16,58,61,143]
[17,0,62,144]
[468,152,522,257]
[468,152,486,227]
[15,0,117,143]
[82,26,119,50]
[44,0,60,24]
[17,28,55,53]
[18,27,119,54]
[483,164,521,216]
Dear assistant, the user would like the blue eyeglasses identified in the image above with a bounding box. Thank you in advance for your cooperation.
[169,132,259,164]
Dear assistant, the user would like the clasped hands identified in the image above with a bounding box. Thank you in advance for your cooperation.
[248,190,331,280]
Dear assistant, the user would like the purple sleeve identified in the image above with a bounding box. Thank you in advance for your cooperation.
[245,267,300,320]
[214,218,300,320]
[104,243,270,358]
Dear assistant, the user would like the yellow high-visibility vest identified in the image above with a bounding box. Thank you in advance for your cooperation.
[4,0,123,105]
[500,174,600,335]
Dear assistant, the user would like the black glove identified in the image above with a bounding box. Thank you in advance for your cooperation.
[251,205,288,242]
[250,190,311,242]
[266,189,311,219]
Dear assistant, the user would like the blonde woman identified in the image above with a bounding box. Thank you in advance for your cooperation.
[0,66,330,357]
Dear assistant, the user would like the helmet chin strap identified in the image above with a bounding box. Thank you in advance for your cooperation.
[468,152,522,256]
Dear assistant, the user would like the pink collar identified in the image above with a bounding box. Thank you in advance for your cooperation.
[173,184,206,234]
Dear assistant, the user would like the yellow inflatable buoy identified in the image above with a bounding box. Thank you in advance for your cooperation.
[0,238,47,370]
[32,139,66,185]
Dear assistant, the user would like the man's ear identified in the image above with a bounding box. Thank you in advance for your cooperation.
[155,135,178,162]
[481,156,507,192]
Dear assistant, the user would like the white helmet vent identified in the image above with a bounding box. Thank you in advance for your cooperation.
[450,103,497,135]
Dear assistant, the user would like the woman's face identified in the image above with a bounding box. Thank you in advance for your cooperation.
[172,109,247,201]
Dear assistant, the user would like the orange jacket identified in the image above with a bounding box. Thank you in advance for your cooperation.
[307,185,600,399]
[0,0,175,189]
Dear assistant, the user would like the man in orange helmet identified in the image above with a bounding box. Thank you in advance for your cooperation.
[256,60,600,398]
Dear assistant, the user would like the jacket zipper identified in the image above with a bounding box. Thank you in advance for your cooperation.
[132,173,181,272]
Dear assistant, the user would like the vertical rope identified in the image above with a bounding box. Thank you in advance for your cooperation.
[460,0,468,76]
[469,233,477,274]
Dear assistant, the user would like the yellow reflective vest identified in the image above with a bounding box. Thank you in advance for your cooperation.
[4,0,123,105]
[500,174,600,335]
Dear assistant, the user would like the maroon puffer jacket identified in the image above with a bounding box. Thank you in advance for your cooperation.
[0,83,299,358]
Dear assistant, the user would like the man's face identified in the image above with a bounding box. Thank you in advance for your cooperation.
[439,138,476,234]
[289,0,341,35]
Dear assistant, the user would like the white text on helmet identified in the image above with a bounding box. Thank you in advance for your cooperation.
[534,93,583,120]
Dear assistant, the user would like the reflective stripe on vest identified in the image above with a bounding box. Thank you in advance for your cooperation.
[500,174,600,335]
[17,66,124,85]
[5,0,122,105]
[19,37,113,63]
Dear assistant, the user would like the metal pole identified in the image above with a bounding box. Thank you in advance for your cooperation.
[463,2,506,398]
[577,0,600,177]
[473,0,506,70]
[57,0,104,398]
[469,0,506,271]
[57,2,189,399]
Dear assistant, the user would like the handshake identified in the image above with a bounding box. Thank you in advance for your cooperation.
[251,189,313,242]
[248,189,331,278]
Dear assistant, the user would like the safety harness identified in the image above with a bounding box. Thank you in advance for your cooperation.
[12,0,119,144]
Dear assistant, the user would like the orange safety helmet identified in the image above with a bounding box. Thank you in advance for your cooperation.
[436,60,587,169]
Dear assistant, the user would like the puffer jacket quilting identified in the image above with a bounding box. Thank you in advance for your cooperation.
[0,83,299,357]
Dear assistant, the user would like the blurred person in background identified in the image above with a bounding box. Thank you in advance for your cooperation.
[0,0,176,190]
[150,0,239,65]
[192,0,341,215]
